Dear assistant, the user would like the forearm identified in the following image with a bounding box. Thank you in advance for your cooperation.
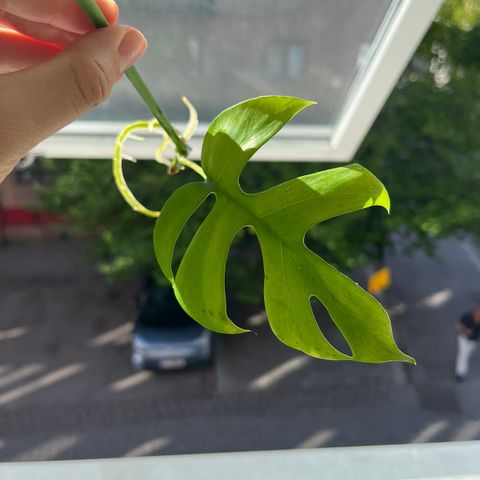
[456,323,471,338]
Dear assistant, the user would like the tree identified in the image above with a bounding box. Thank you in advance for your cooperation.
[40,0,480,304]
[352,0,480,262]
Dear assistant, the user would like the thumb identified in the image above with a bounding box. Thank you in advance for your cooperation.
[0,25,147,178]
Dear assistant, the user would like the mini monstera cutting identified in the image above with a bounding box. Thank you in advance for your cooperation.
[76,0,414,365]
[119,96,414,365]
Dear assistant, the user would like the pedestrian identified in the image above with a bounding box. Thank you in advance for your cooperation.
[0,0,146,185]
[454,307,480,382]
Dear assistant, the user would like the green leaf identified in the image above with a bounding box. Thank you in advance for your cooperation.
[154,182,210,282]
[202,96,315,186]
[154,96,414,364]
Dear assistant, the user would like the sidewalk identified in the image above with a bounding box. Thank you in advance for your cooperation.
[387,237,480,411]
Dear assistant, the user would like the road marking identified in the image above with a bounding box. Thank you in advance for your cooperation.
[14,435,79,461]
[89,322,133,348]
[109,371,153,393]
[0,364,44,390]
[388,302,407,317]
[410,420,448,443]
[0,327,29,341]
[124,437,171,457]
[453,420,480,441]
[417,289,453,309]
[249,355,310,391]
[247,310,267,328]
[0,363,85,407]
[297,429,336,449]
[461,242,480,274]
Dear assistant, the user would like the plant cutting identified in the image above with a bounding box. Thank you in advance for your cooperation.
[77,0,414,364]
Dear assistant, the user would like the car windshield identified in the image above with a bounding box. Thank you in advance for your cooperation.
[137,284,199,329]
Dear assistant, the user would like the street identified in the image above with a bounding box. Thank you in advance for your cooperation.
[0,238,480,461]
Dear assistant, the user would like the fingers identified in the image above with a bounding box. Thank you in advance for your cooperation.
[0,12,81,47]
[0,28,62,74]
[0,26,147,181]
[0,0,119,34]
[0,28,61,74]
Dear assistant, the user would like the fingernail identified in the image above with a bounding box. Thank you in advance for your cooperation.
[118,28,147,70]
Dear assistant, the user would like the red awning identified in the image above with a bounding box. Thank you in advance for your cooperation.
[0,208,61,226]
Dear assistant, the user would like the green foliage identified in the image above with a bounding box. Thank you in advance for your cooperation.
[354,0,480,258]
[437,0,480,30]
[154,97,412,363]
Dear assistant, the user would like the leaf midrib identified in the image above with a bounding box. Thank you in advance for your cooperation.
[209,180,304,252]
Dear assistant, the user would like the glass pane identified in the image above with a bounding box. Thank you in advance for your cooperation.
[85,0,394,126]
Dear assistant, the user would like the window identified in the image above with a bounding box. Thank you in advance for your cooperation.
[266,40,308,82]
[33,0,443,162]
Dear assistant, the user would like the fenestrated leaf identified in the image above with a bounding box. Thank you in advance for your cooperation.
[154,96,414,364]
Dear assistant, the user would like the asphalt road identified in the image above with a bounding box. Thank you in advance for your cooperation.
[0,238,480,461]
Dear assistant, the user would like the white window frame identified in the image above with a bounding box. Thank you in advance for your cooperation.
[33,0,444,163]
[1,441,480,479]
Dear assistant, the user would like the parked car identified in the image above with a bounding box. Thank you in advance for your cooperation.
[131,281,214,371]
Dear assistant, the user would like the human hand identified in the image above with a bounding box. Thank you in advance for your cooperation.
[0,0,148,182]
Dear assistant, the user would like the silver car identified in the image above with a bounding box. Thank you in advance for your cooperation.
[131,283,214,371]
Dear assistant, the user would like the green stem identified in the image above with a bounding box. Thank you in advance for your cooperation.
[75,0,190,157]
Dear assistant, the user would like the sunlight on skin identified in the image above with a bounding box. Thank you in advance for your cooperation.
[0,364,44,390]
[108,371,153,393]
[410,421,448,443]
[14,435,80,462]
[453,421,480,441]
[124,437,171,457]
[417,288,453,309]
[0,326,29,341]
[249,355,311,391]
[296,429,336,449]
[0,363,85,407]
[88,322,133,348]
